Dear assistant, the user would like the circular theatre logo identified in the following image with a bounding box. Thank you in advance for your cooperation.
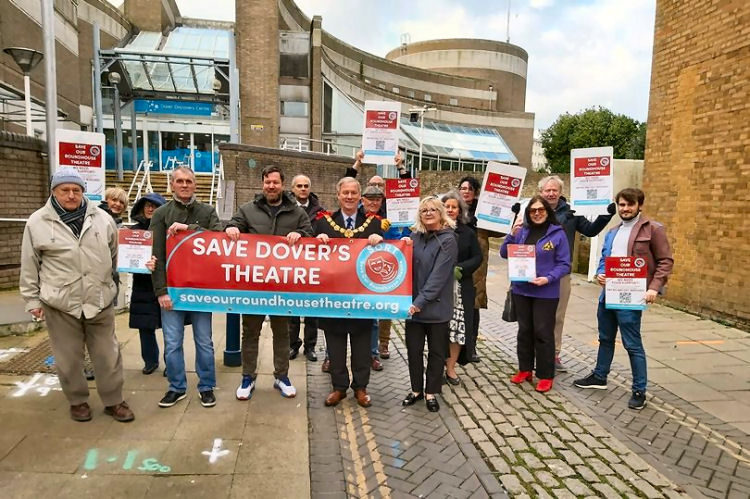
[89,145,101,157]
[356,243,407,293]
[600,157,610,167]
[634,257,646,268]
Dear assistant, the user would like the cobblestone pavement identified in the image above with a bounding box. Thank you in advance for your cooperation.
[307,322,690,498]
[307,335,507,499]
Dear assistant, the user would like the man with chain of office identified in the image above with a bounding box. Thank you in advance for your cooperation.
[313,176,384,408]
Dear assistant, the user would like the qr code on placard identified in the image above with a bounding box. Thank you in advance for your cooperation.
[619,292,632,304]
[375,140,385,150]
[490,206,502,217]
[129,258,142,268]
[398,211,409,222]
[586,189,597,200]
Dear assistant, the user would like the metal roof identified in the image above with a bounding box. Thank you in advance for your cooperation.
[400,121,518,163]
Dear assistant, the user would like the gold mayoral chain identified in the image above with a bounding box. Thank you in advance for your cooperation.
[325,214,374,238]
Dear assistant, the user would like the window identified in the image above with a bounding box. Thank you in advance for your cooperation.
[408,90,415,98]
[280,101,309,117]
[424,94,432,102]
[449,98,458,106]
[392,87,400,94]
[280,54,309,78]
[378,83,386,90]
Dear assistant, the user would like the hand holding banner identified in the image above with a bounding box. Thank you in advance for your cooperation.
[165,231,412,319]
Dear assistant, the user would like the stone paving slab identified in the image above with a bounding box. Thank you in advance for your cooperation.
[0,313,311,498]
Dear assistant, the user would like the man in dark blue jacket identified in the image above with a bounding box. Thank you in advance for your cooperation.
[539,175,615,372]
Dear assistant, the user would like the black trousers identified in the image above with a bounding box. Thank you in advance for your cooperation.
[465,308,480,358]
[513,293,558,380]
[405,321,449,394]
[324,320,371,392]
[289,316,318,353]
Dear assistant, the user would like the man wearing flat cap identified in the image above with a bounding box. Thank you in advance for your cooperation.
[20,168,134,423]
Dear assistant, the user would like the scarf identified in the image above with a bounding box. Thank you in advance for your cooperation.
[51,196,88,239]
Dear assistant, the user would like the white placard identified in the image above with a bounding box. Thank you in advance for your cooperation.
[604,256,647,310]
[55,129,106,201]
[117,229,153,274]
[570,146,613,217]
[362,100,401,165]
[385,178,420,227]
[475,161,527,233]
[507,244,536,282]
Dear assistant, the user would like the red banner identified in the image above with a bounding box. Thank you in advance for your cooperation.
[165,231,412,319]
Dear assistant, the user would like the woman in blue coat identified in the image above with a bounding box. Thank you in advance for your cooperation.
[500,195,570,392]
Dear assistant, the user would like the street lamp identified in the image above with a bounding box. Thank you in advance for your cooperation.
[108,71,124,181]
[408,104,436,171]
[3,47,44,136]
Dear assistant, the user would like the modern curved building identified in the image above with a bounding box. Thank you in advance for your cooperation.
[1,0,535,173]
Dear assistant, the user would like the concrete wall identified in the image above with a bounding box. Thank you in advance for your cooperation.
[0,132,48,290]
[643,0,750,327]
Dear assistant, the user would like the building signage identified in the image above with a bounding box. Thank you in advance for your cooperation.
[134,99,213,116]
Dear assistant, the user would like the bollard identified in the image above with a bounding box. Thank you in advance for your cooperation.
[224,313,242,366]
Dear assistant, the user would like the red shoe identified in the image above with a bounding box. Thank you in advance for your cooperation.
[535,379,553,393]
[510,371,533,384]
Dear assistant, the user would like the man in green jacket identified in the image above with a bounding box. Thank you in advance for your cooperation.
[20,168,134,423]
[150,166,222,409]
[226,165,312,401]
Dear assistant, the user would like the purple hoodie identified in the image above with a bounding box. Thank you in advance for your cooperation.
[500,223,571,299]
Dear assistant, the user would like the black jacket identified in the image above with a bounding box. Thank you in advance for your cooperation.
[409,227,458,323]
[455,222,482,285]
[554,197,613,264]
[298,192,325,221]
[128,216,161,330]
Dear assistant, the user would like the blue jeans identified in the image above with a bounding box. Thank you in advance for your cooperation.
[370,320,379,357]
[161,309,215,393]
[593,302,647,392]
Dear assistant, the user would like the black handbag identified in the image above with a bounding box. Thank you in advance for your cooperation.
[502,287,516,322]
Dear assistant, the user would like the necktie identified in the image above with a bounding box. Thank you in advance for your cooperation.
[346,217,354,229]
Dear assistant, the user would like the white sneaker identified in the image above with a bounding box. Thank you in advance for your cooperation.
[236,375,255,400]
[273,376,297,398]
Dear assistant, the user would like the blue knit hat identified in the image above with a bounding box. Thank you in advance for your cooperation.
[51,168,86,190]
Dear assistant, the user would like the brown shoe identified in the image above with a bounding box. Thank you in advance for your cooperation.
[321,358,331,373]
[324,390,347,407]
[354,388,372,408]
[70,402,92,422]
[371,357,383,371]
[104,401,135,422]
[378,343,390,359]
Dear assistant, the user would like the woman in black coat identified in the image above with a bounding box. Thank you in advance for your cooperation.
[441,191,482,384]
[129,192,166,374]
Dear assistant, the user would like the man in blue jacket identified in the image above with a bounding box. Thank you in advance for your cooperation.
[574,188,673,410]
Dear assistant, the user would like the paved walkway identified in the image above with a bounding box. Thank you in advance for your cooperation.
[0,313,310,498]
[1,251,749,498]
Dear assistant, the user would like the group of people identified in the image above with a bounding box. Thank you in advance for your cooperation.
[20,157,672,423]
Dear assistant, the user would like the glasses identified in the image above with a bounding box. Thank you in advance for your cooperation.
[420,208,438,214]
[295,184,309,188]
[529,207,546,214]
[458,186,474,192]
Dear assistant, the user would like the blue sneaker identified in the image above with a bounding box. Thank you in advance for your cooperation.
[236,375,255,400]
[273,376,297,398]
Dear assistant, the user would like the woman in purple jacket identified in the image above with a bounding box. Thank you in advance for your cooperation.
[500,195,570,392]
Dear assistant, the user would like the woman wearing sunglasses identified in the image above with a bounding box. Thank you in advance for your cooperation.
[402,197,458,412]
[500,195,570,392]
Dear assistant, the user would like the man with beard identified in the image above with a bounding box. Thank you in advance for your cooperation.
[288,174,324,362]
[226,165,312,401]
[574,188,673,410]
[314,177,383,408]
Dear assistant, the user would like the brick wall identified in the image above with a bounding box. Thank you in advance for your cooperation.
[0,132,48,290]
[643,1,750,327]
[219,143,571,214]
